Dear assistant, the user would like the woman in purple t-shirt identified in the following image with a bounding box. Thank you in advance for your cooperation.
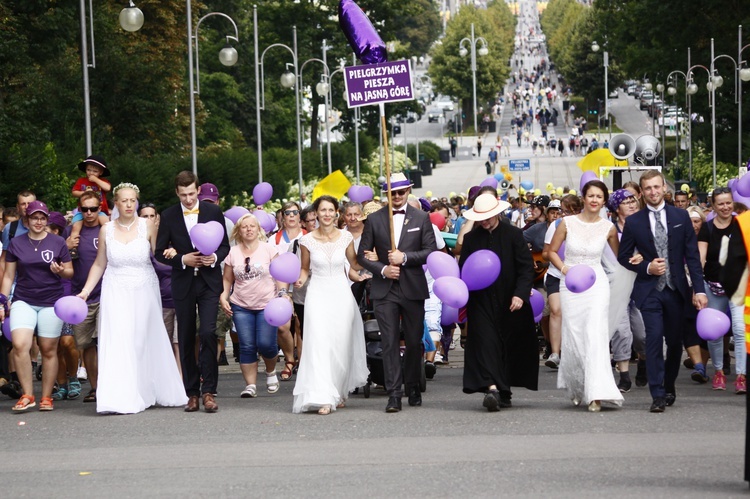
[0,201,73,412]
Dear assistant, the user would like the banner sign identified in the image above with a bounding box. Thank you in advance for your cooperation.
[509,159,531,171]
[344,60,414,108]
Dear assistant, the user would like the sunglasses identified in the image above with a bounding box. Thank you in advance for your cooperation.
[245,257,251,274]
[284,210,299,216]
[391,189,409,196]
[79,206,99,213]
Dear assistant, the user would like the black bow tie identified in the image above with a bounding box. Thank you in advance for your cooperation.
[392,209,406,215]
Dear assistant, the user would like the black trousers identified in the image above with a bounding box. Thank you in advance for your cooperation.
[174,277,220,397]
[373,282,424,398]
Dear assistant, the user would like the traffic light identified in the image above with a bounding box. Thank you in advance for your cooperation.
[589,108,598,115]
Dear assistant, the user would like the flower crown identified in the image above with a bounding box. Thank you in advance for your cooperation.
[113,182,141,198]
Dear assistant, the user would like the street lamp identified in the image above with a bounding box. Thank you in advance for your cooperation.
[459,23,489,135]
[79,0,144,156]
[187,9,239,175]
[591,40,611,140]
[666,71,686,177]
[257,20,304,196]
[119,1,144,32]
[298,56,331,174]
[656,83,665,168]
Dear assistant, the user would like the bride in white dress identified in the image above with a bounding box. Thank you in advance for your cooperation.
[293,195,369,415]
[547,180,625,412]
[78,183,187,414]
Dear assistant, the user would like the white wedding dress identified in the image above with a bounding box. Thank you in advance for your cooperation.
[293,231,369,413]
[97,219,188,414]
[558,216,624,407]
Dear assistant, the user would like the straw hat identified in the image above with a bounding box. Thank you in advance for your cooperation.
[358,201,383,221]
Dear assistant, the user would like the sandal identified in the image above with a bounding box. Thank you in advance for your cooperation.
[39,397,54,411]
[67,378,82,399]
[52,385,68,401]
[12,394,36,412]
[240,384,257,398]
[266,371,279,394]
[83,389,96,403]
[279,361,296,381]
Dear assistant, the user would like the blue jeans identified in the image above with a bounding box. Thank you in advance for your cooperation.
[704,281,746,375]
[230,304,278,364]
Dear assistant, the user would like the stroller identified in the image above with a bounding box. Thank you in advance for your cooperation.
[353,279,426,398]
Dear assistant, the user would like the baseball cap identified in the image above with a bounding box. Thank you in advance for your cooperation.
[198,183,219,203]
[48,211,67,228]
[27,200,50,217]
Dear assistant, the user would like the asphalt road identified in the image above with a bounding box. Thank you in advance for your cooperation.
[0,350,745,498]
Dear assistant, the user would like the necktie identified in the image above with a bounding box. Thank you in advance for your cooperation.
[392,210,405,215]
[653,209,673,291]
[183,208,199,216]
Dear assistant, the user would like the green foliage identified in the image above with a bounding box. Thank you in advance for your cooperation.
[428,4,516,125]
[673,143,734,193]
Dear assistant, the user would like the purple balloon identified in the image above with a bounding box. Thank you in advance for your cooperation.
[264,297,293,327]
[360,186,374,202]
[255,210,277,234]
[269,252,301,284]
[480,177,499,189]
[441,305,459,326]
[253,182,273,205]
[736,175,750,198]
[579,171,597,191]
[564,264,596,293]
[190,221,225,255]
[461,249,501,291]
[339,0,388,64]
[529,288,544,317]
[433,276,469,308]
[2,319,10,341]
[696,308,731,341]
[426,251,459,279]
[534,312,543,323]
[731,183,750,211]
[224,206,250,224]
[728,178,738,190]
[348,185,363,202]
[54,296,88,325]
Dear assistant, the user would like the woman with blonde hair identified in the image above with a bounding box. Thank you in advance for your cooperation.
[220,213,290,398]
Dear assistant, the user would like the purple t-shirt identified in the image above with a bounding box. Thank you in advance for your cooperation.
[65,224,103,303]
[6,233,71,307]
[151,254,174,309]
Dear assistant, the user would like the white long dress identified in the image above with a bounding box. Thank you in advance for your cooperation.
[97,219,188,414]
[292,231,369,413]
[557,216,624,407]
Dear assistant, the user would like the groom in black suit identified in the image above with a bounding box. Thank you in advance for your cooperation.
[156,171,230,413]
[358,173,437,412]
[618,170,706,413]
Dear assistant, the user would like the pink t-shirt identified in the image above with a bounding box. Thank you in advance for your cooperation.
[224,243,278,310]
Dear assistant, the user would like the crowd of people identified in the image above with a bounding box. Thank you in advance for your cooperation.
[0,149,747,419]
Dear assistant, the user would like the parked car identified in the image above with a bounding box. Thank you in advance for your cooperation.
[427,108,442,123]
[639,91,654,110]
[647,98,663,117]
[609,89,619,99]
[435,95,455,112]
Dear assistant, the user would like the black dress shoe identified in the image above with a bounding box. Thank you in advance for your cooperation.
[499,395,512,408]
[650,397,666,413]
[385,396,402,413]
[665,392,676,407]
[407,386,422,407]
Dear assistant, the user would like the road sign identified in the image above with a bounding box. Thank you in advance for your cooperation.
[344,60,414,108]
[509,159,530,171]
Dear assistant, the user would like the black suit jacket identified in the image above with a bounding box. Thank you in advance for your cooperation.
[155,201,230,301]
[617,205,705,308]
[357,204,437,300]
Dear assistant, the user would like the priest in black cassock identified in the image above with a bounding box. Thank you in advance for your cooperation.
[458,193,539,412]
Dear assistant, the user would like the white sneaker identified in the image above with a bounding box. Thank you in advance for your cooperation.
[434,352,444,365]
[545,353,560,369]
[77,366,88,380]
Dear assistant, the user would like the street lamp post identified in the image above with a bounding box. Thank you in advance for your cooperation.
[459,23,489,135]
[320,39,333,175]
[656,83,665,168]
[79,0,144,156]
[186,7,239,175]
[414,74,433,168]
[591,41,610,140]
[667,71,686,177]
